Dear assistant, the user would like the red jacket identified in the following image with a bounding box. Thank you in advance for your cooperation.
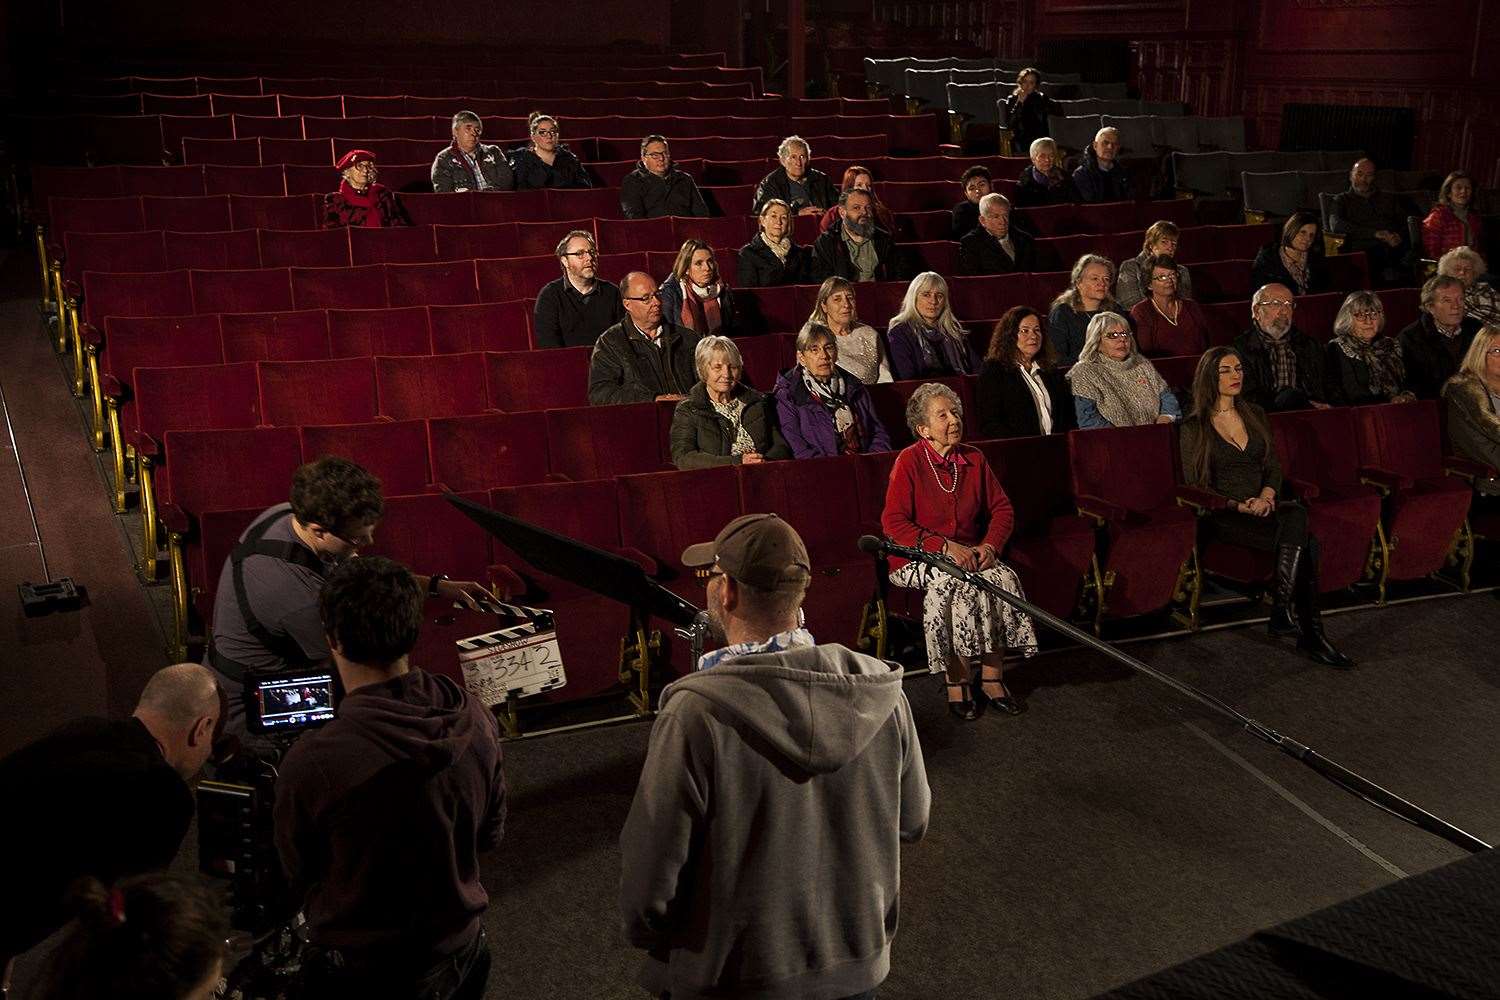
[881,440,1014,571]
[1422,204,1484,260]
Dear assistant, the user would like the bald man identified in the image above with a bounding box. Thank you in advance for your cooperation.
[0,664,219,964]
[587,271,702,405]
[1328,158,1409,284]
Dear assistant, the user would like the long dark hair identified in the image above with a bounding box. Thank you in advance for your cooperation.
[1280,211,1320,249]
[986,305,1057,368]
[1184,346,1272,487]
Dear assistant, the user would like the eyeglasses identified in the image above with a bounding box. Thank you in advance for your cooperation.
[561,249,598,259]
[1151,273,1177,283]
[1487,347,1500,357]
[704,569,726,587]
[624,291,663,302]
[533,128,560,138]
[1351,310,1381,320]
[1103,331,1132,341]
[803,343,838,356]
[642,150,669,160]
[1258,299,1295,310]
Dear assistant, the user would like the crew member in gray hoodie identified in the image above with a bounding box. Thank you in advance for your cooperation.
[619,513,930,1000]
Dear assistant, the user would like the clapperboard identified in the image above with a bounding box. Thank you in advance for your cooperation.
[455,602,566,707]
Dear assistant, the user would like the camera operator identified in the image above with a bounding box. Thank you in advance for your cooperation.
[0,664,219,974]
[273,557,506,1000]
[207,456,495,735]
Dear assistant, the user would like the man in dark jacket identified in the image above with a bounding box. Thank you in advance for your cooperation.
[0,664,218,966]
[588,272,701,405]
[958,192,1034,275]
[620,135,709,219]
[275,557,505,1000]
[533,229,626,349]
[751,135,839,215]
[1233,283,1330,411]
[1071,127,1131,203]
[812,189,898,283]
[1328,158,1408,285]
[430,111,514,193]
[1400,274,1482,399]
[620,513,930,1000]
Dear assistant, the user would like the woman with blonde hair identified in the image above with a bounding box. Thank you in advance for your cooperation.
[1442,325,1500,495]
[659,239,737,335]
[800,276,891,383]
[1116,221,1193,308]
[1047,254,1125,363]
[886,272,977,379]
[737,198,813,287]
[1437,245,1500,327]
[1066,312,1180,428]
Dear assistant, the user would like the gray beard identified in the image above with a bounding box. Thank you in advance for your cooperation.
[844,217,874,239]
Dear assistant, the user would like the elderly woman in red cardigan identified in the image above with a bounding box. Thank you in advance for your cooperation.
[881,382,1038,721]
[323,149,413,229]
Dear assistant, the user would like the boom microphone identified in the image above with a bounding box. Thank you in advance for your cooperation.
[857,534,889,555]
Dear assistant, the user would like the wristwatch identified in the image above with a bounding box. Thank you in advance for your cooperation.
[427,573,449,598]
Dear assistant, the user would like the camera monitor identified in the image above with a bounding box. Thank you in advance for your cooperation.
[246,670,337,733]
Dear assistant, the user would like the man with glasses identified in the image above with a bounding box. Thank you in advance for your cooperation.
[534,229,626,349]
[588,272,701,405]
[206,457,493,734]
[431,111,514,193]
[1233,283,1330,411]
[620,134,709,219]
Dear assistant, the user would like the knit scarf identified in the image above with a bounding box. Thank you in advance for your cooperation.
[802,367,864,453]
[1066,353,1168,427]
[338,180,387,228]
[911,322,975,376]
[1279,247,1310,294]
[1334,332,1405,399]
[680,280,724,334]
[762,233,792,263]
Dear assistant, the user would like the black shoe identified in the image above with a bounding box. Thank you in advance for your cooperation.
[974,673,1027,716]
[1298,629,1355,670]
[1268,543,1303,638]
[1266,605,1300,638]
[945,682,979,721]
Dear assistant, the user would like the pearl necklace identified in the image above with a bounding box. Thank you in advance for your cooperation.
[924,444,961,494]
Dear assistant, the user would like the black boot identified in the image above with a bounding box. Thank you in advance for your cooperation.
[1293,541,1355,669]
[1267,542,1302,638]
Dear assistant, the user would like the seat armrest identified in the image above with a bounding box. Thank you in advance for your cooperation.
[134,430,162,458]
[615,546,660,576]
[1358,465,1412,494]
[101,373,124,401]
[1283,476,1322,500]
[81,322,103,347]
[159,502,192,536]
[63,278,82,301]
[1075,493,1128,524]
[1174,486,1230,512]
[1445,456,1498,482]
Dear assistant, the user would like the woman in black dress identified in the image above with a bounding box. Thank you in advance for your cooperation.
[1179,346,1353,668]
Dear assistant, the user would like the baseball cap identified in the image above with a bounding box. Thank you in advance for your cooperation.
[681,514,811,593]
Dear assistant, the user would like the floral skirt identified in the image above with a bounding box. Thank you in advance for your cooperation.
[889,561,1040,672]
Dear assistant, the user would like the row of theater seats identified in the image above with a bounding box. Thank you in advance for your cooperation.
[152,399,1480,714]
[1047,114,1248,158]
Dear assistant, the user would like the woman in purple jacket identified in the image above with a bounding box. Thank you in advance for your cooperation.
[773,324,893,459]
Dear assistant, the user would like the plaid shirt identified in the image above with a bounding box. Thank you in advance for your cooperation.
[1258,326,1298,391]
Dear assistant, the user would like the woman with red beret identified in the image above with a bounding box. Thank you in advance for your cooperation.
[323,149,413,229]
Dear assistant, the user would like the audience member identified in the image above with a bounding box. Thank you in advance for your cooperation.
[510,113,592,189]
[1072,127,1130,203]
[0,664,218,967]
[207,457,490,731]
[738,198,814,287]
[881,382,1039,720]
[619,513,929,1000]
[1003,66,1055,153]
[275,557,505,1000]
[1234,284,1329,411]
[1068,312,1182,428]
[1013,138,1078,208]
[800,276,892,383]
[1422,171,1485,261]
[658,239,737,336]
[1442,327,1500,489]
[532,230,626,349]
[1116,221,1193,308]
[1324,291,1414,405]
[1438,246,1500,326]
[818,165,896,234]
[1048,254,1123,363]
[323,149,411,229]
[1399,274,1482,399]
[812,188,898,282]
[1179,348,1353,668]
[773,324,892,459]
[1250,212,1328,295]
[752,135,837,215]
[1130,255,1210,357]
[1327,158,1407,284]
[887,271,978,379]
[588,272,701,404]
[976,306,1076,439]
[670,336,789,468]
[431,111,514,193]
[958,192,1033,275]
[952,165,992,239]
[29,873,229,1000]
[619,134,709,219]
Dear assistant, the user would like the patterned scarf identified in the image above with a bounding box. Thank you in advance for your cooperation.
[1066,353,1169,427]
[802,367,864,453]
[762,233,792,263]
[709,395,756,455]
[679,280,724,334]
[1334,332,1405,398]
[337,180,388,228]
[1258,326,1298,390]
[1279,247,1310,294]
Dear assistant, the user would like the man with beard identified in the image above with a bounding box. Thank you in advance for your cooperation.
[1232,283,1331,412]
[812,188,899,282]
[534,229,627,349]
[206,457,493,734]
[1328,158,1409,285]
[619,513,930,1000]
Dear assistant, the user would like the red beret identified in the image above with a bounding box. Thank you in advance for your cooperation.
[336,149,376,171]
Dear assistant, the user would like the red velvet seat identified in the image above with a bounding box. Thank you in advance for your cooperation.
[903,240,959,276]
[1068,423,1201,628]
[63,232,167,289]
[143,93,212,115]
[475,256,559,305]
[545,402,666,480]
[118,165,207,197]
[141,195,232,233]
[484,348,592,411]
[257,137,335,167]
[597,217,674,253]
[384,260,479,306]
[377,353,491,419]
[49,197,147,247]
[328,305,432,357]
[190,266,293,314]
[1292,291,1343,343]
[734,285,810,336]
[946,274,1030,321]
[399,192,478,227]
[867,377,970,448]
[1200,301,1247,347]
[228,193,321,230]
[1177,224,1276,264]
[232,114,303,140]
[81,270,195,334]
[547,188,623,220]
[700,158,769,186]
[278,95,345,118]
[427,412,550,493]
[672,215,754,249]
[896,210,958,242]
[877,180,960,213]
[1353,400,1475,589]
[733,333,794,391]
[472,190,552,225]
[350,225,438,264]
[1376,288,1421,335]
[101,316,225,408]
[1151,354,1201,397]
[428,301,533,353]
[219,309,332,361]
[257,357,377,426]
[163,229,262,270]
[701,183,756,217]
[257,228,352,267]
[203,164,287,196]
[181,137,260,166]
[514,218,596,257]
[1188,259,1254,303]
[435,223,520,262]
[290,264,388,310]
[299,418,433,496]
[212,94,279,117]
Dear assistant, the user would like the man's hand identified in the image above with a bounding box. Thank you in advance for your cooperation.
[797,205,822,217]
[1376,230,1402,247]
[655,393,687,402]
[1311,400,1332,409]
[438,579,500,610]
[740,452,765,465]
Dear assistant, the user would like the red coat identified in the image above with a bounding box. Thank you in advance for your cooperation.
[1130,297,1210,358]
[881,440,1014,571]
[1421,204,1484,260]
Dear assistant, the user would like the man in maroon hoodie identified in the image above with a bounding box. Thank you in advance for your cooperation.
[273,557,506,1000]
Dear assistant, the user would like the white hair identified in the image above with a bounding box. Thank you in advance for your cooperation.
[1075,311,1135,364]
[888,271,966,343]
[978,192,1011,214]
[777,135,810,159]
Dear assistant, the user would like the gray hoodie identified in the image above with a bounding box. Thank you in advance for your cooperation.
[619,643,930,1000]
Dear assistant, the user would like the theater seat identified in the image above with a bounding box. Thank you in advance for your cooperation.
[384,261,479,306]
[428,301,532,354]
[544,402,667,480]
[376,352,492,419]
[475,256,560,305]
[484,348,592,411]
[257,228,352,268]
[290,264,388,310]
[257,357,377,426]
[219,309,331,362]
[427,412,550,494]
[327,305,431,357]
[299,418,433,496]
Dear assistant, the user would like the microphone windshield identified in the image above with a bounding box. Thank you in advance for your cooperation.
[856,535,887,555]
